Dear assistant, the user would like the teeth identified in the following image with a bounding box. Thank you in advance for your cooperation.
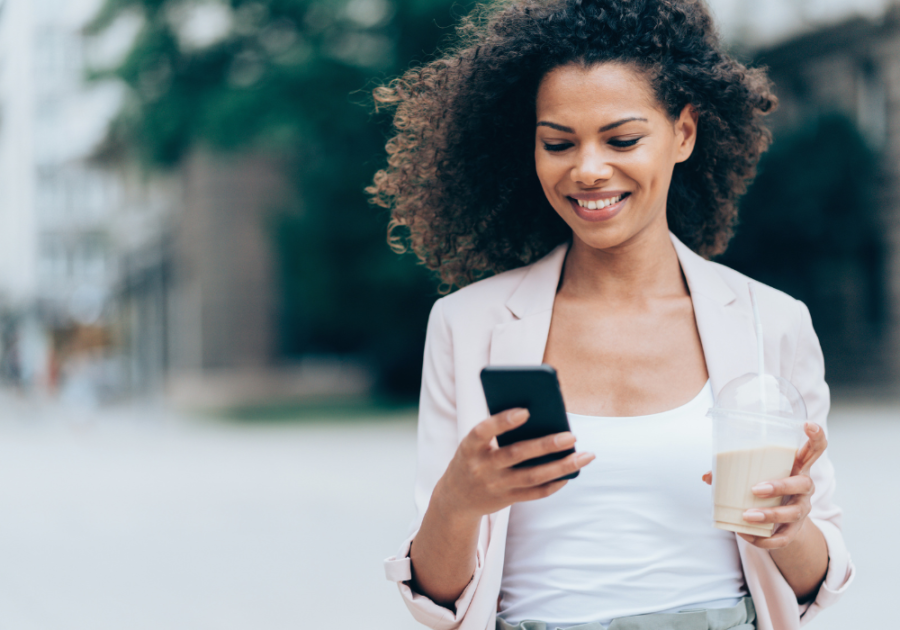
[576,194,625,209]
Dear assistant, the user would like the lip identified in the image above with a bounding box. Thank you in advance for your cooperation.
[567,193,631,223]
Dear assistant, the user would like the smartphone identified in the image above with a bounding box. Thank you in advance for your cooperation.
[479,365,578,480]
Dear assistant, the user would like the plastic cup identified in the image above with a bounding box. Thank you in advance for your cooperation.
[708,373,807,537]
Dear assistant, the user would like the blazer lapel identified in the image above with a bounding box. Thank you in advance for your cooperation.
[488,234,759,400]
[489,243,569,366]
[670,234,758,398]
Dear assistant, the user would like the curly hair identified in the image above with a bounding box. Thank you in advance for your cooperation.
[367,0,777,290]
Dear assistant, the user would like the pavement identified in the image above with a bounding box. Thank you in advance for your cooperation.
[0,393,894,629]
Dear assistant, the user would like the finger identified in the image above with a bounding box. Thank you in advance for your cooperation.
[791,422,827,476]
[494,431,577,468]
[508,451,595,489]
[741,503,807,525]
[470,408,529,445]
[742,521,801,550]
[787,437,814,478]
[737,533,758,545]
[750,475,814,499]
[702,471,712,486]
[512,478,569,503]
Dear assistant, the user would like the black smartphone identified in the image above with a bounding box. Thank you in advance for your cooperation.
[479,365,578,480]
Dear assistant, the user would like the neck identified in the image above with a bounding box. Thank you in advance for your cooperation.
[560,222,687,303]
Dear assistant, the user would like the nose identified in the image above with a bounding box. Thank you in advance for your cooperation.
[571,146,614,186]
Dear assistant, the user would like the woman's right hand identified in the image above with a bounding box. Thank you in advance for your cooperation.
[434,408,596,520]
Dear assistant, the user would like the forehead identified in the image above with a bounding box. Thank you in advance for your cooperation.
[535,62,662,122]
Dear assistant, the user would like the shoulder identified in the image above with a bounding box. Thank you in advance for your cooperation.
[434,263,531,327]
[434,242,567,328]
[706,259,810,343]
[708,260,799,308]
[673,232,806,333]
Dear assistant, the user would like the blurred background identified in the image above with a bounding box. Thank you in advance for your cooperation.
[0,0,895,628]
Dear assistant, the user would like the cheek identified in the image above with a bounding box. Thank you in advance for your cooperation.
[625,148,669,194]
[534,152,564,195]
[646,150,675,196]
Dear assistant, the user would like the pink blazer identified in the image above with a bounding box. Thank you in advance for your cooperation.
[385,233,855,630]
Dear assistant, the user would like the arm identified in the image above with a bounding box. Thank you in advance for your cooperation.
[409,489,482,608]
[412,406,592,607]
[383,299,476,627]
[768,513,828,602]
[739,422,829,601]
[385,299,593,625]
[737,300,853,609]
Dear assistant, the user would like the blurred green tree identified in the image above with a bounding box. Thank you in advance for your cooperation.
[720,114,886,379]
[88,0,474,397]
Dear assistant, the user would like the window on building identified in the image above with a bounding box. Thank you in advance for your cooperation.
[38,238,66,281]
[80,234,108,281]
[36,166,61,217]
[857,58,888,150]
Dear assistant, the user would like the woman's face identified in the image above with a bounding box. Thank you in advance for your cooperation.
[534,62,698,252]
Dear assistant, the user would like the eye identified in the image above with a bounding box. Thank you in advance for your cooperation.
[542,142,573,153]
[609,137,641,149]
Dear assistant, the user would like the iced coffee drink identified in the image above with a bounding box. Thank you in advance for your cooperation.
[713,445,797,536]
[708,373,807,538]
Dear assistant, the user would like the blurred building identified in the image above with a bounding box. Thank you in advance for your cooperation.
[708,0,897,49]
[0,0,370,406]
[0,1,263,401]
[757,5,900,388]
[0,0,125,397]
[110,147,373,407]
[7,0,892,403]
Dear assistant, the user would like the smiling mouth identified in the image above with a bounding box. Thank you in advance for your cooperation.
[569,192,631,210]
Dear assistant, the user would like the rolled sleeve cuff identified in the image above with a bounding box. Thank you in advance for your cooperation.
[384,534,485,630]
[799,518,856,624]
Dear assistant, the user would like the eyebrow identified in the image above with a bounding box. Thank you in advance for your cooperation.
[536,117,649,134]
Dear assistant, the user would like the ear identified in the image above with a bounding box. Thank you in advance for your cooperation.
[674,104,699,164]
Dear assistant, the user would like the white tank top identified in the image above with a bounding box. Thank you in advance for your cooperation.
[498,381,747,627]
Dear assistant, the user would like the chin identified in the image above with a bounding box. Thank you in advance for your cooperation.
[572,228,632,252]
[567,211,667,254]
[560,210,622,245]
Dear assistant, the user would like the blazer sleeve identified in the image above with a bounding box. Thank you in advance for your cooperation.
[789,300,856,625]
[383,297,486,629]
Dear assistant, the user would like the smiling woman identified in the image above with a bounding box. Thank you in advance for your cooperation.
[367,0,776,290]
[533,63,698,244]
[368,1,853,630]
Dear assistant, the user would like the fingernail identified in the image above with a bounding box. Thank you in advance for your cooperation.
[510,409,529,424]
[743,510,765,522]
[576,452,595,465]
[751,483,774,496]
[555,432,575,446]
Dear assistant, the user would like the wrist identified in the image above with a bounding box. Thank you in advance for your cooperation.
[769,516,821,563]
[768,520,803,559]
[432,478,482,527]
[769,517,828,602]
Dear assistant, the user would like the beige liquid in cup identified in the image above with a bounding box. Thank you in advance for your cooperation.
[714,445,797,537]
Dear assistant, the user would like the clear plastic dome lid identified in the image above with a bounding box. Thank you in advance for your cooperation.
[712,373,807,421]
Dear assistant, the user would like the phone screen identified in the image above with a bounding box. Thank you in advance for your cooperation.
[480,365,578,478]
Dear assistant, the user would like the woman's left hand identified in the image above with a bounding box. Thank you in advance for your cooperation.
[702,422,828,549]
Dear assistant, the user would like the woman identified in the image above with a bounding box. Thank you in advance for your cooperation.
[369,1,854,629]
